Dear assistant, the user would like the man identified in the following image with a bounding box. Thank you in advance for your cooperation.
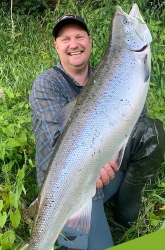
[29,14,165,250]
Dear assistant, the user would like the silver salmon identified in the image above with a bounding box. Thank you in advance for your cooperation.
[22,3,152,249]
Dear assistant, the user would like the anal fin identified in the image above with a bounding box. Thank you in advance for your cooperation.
[67,200,92,233]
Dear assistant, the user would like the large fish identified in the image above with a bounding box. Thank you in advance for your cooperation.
[21,3,152,250]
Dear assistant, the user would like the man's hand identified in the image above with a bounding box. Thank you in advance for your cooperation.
[96,160,118,189]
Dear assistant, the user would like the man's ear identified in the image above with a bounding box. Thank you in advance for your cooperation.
[89,36,93,48]
[54,41,58,52]
[54,41,57,50]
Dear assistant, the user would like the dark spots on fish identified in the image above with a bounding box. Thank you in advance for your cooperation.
[92,152,96,157]
[37,215,42,222]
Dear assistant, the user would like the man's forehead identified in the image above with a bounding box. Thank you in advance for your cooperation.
[57,24,88,37]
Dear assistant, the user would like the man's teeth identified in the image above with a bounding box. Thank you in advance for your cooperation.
[70,51,82,55]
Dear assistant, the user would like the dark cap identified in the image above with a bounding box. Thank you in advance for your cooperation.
[52,14,90,39]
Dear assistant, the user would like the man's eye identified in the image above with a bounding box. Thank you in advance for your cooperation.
[77,36,83,39]
[62,38,69,42]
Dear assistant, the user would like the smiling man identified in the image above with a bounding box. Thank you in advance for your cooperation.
[29,14,165,250]
[54,23,92,85]
[53,15,92,87]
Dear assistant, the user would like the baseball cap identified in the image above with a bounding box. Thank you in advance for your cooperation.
[52,14,90,39]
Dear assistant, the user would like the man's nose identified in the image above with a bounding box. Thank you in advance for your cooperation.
[69,38,79,48]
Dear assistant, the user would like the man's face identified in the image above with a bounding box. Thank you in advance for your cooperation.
[54,24,92,71]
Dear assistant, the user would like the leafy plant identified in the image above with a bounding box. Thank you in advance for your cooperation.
[0,87,36,249]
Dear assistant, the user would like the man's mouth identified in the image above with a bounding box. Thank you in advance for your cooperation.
[69,51,83,56]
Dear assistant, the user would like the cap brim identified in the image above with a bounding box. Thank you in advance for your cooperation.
[52,18,89,38]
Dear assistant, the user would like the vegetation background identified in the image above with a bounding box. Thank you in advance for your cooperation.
[0,0,165,249]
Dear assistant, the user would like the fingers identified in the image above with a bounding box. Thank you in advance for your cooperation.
[99,164,115,185]
[107,159,119,172]
[96,160,118,189]
[96,178,103,189]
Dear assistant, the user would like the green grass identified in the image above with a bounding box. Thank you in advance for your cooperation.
[0,0,165,249]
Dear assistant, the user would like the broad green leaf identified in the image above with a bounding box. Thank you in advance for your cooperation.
[7,138,21,147]
[10,209,21,228]
[25,103,29,109]
[0,212,7,228]
[0,230,15,249]
[6,91,14,98]
[150,219,159,227]
[29,158,34,167]
[2,161,14,173]
[3,124,15,136]
[158,182,165,188]
[19,131,27,144]
[2,193,9,203]
[16,182,24,200]
[0,146,5,160]
[0,130,2,145]
[17,166,26,180]
[149,212,159,220]
[9,193,18,209]
[18,102,24,108]
[0,200,3,212]
[22,184,26,195]
[149,212,160,227]
[160,220,165,230]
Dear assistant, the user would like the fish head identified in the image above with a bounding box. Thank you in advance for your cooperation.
[111,3,152,51]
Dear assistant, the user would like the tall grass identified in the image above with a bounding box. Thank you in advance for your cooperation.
[0,0,165,249]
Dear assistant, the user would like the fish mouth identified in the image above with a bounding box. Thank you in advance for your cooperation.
[135,44,148,52]
[129,42,149,53]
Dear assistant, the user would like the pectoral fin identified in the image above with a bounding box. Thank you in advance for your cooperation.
[56,98,77,132]
[27,197,38,219]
